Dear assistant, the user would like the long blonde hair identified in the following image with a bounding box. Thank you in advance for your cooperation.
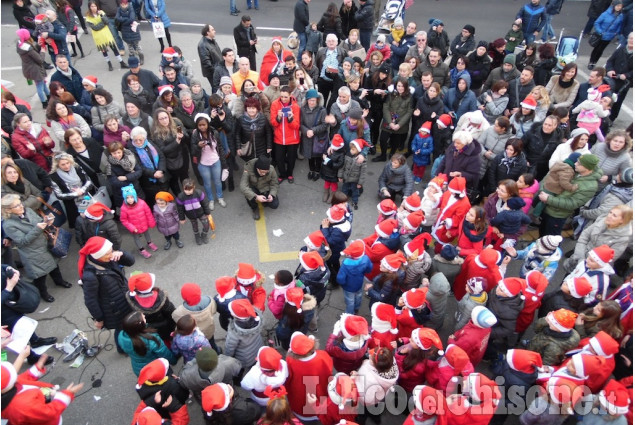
[151,108,178,141]
[532,85,550,107]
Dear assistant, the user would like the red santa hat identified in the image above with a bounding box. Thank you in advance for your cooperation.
[418,121,432,134]
[436,114,453,129]
[546,308,578,332]
[82,75,98,88]
[598,380,631,415]
[428,174,447,192]
[236,263,257,285]
[257,346,282,371]
[331,134,345,150]
[475,248,501,269]
[342,239,365,259]
[158,85,173,96]
[565,277,593,299]
[350,138,368,153]
[444,344,470,376]
[215,276,237,302]
[506,349,543,374]
[78,236,113,279]
[570,353,605,379]
[370,302,398,334]
[34,13,46,23]
[447,176,466,196]
[162,47,178,57]
[404,232,432,259]
[412,385,443,415]
[289,331,315,356]
[84,202,114,221]
[466,373,501,404]
[520,96,537,110]
[136,407,163,425]
[136,358,169,389]
[299,250,324,271]
[380,251,407,272]
[228,298,259,321]
[524,270,549,302]
[411,328,444,355]
[403,288,428,310]
[270,36,283,46]
[304,230,330,251]
[375,218,399,238]
[1,362,17,394]
[403,192,422,211]
[589,331,620,357]
[180,282,202,306]
[376,199,397,216]
[285,287,304,313]
[202,383,232,417]
[327,205,348,223]
[547,377,583,414]
[328,373,359,409]
[403,210,424,231]
[128,272,155,297]
[340,314,369,339]
[589,245,615,267]
[498,277,524,297]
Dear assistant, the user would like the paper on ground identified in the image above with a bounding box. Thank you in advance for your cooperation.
[7,316,37,354]
[272,229,284,237]
[32,344,54,355]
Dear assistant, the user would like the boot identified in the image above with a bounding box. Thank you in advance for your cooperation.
[108,61,114,71]
[194,232,203,245]
[327,190,335,204]
[201,231,209,244]
[139,52,144,65]
[323,188,330,202]
[42,100,48,108]
[227,174,234,192]
[120,61,129,69]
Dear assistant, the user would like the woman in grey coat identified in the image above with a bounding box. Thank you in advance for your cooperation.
[591,129,633,192]
[1,194,71,303]
[91,87,126,132]
[477,80,509,124]
[478,116,513,179]
[300,89,328,180]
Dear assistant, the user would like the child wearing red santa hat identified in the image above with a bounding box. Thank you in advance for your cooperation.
[326,314,371,374]
[337,239,373,314]
[564,244,615,307]
[201,382,260,425]
[425,343,474,396]
[376,198,398,225]
[446,373,501,425]
[306,373,359,425]
[432,176,471,251]
[298,230,332,267]
[224,298,264,370]
[453,248,505,301]
[126,272,176,345]
[454,276,488,331]
[538,276,594,319]
[401,232,432,290]
[214,276,247,331]
[421,174,447,231]
[365,251,408,307]
[234,262,267,312]
[362,218,401,280]
[397,191,422,228]
[515,270,549,334]
[172,282,220,354]
[404,385,448,425]
[395,287,431,339]
[268,269,297,320]
[275,287,317,349]
[321,204,352,285]
[240,347,289,406]
[484,277,524,361]
[353,347,399,409]
[369,302,399,351]
[519,376,583,424]
[395,327,444,394]
[528,308,581,366]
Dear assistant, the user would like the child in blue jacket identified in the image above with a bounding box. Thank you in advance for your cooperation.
[337,239,373,314]
[411,122,434,184]
[321,204,352,284]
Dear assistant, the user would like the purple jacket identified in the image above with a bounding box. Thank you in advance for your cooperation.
[153,202,179,236]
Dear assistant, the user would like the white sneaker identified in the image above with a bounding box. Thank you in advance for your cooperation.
[208,200,214,211]
[218,198,227,207]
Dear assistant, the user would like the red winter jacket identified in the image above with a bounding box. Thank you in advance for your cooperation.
[131,401,189,425]
[456,218,486,258]
[363,233,398,279]
[368,329,397,351]
[286,350,333,418]
[446,390,500,425]
[11,124,55,172]
[425,358,474,395]
[120,199,156,234]
[325,333,369,374]
[448,320,491,367]
[270,97,300,145]
[453,254,502,301]
[395,341,432,393]
[516,292,545,333]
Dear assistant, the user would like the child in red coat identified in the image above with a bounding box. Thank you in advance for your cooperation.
[235,262,267,312]
[376,198,397,224]
[446,373,501,425]
[455,206,488,258]
[453,248,505,301]
[365,34,391,62]
[306,373,359,425]
[396,287,431,339]
[363,218,401,280]
[395,328,444,394]
[448,306,497,367]
[326,314,370,374]
[369,302,399,350]
[120,184,158,258]
[425,344,474,395]
[516,270,549,334]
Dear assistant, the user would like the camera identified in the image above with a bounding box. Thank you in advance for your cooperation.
[214,107,224,115]
[5,266,15,279]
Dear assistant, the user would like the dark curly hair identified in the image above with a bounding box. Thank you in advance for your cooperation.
[91,87,114,106]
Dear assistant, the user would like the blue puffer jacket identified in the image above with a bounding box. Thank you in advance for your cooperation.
[368,271,404,307]
[321,219,352,265]
[516,2,547,34]
[144,0,171,27]
[297,266,331,304]
[443,74,478,122]
[115,5,141,42]
[337,255,373,292]
[594,6,624,40]
[214,291,247,331]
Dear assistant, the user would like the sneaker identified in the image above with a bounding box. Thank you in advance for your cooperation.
[208,200,215,211]
[218,198,227,207]
[353,203,358,210]
[163,241,172,250]
[147,242,158,251]
[414,177,422,184]
[140,249,152,258]
[175,240,184,248]
[252,208,260,220]
[587,63,595,70]
[277,177,284,183]
[287,176,294,184]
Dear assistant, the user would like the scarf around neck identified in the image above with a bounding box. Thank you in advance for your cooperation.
[56,67,73,78]
[6,179,26,194]
[133,141,160,181]
[391,27,405,43]
[106,149,135,175]
[462,219,487,243]
[56,165,82,188]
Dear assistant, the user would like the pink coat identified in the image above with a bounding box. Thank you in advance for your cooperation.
[120,199,156,234]
[519,179,540,215]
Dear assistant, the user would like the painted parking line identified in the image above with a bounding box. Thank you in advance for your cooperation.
[254,204,298,262]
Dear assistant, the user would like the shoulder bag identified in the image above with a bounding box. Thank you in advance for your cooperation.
[38,211,72,258]
[8,281,41,314]
[37,197,67,227]
[588,31,601,48]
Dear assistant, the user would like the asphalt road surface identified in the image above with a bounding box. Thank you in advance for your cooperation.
[0,0,631,423]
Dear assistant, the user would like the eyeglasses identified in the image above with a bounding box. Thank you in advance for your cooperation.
[10,203,23,209]
[417,39,426,42]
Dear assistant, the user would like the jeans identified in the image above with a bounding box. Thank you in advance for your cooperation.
[342,182,360,203]
[106,19,125,51]
[523,32,536,45]
[35,79,50,102]
[297,32,307,60]
[229,0,238,13]
[541,14,555,41]
[246,0,258,9]
[198,161,223,201]
[343,289,363,314]
[539,213,566,236]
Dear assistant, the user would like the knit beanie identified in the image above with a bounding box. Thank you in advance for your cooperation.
[503,54,516,65]
[196,347,219,372]
[578,154,599,171]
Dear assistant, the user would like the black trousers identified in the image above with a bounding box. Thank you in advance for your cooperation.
[32,266,65,295]
[274,143,297,179]
[589,39,611,64]
[246,194,279,210]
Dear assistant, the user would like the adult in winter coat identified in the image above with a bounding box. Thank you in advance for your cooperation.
[486,138,528,195]
[1,163,43,212]
[590,129,632,192]
[10,114,55,172]
[466,42,493,92]
[377,78,412,159]
[443,74,478,122]
[105,143,144,209]
[240,156,280,219]
[150,109,189,196]
[515,0,547,44]
[576,172,632,230]
[486,280,524,355]
[340,0,358,36]
[15,29,50,108]
[197,24,222,89]
[144,0,172,51]
[521,116,561,180]
[483,56,521,92]
[1,91,31,138]
[589,0,624,68]
[49,152,95,228]
[1,194,71,303]
[584,0,614,34]
[318,3,344,43]
[46,99,91,148]
[115,1,141,61]
[270,87,301,182]
[378,155,414,199]
[79,236,134,348]
[427,19,450,59]
[545,64,580,110]
[353,0,374,50]
[605,34,632,122]
[13,0,36,32]
[64,129,104,187]
[387,19,416,72]
[233,97,273,161]
[90,87,125,132]
[130,127,168,210]
[479,118,514,179]
[477,81,510,125]
[449,25,476,69]
[506,67,537,115]
[412,83,444,132]
[75,203,122,250]
[438,130,482,189]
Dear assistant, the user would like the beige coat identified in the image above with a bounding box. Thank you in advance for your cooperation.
[172,297,217,340]
[545,75,580,109]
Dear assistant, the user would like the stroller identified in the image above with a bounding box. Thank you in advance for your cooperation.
[376,0,412,34]
[551,28,583,75]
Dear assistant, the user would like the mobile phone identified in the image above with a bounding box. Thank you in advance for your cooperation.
[5,266,15,279]
[176,126,182,133]
[299,77,305,85]
[282,106,291,116]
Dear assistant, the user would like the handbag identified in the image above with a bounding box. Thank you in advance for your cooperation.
[589,31,602,47]
[38,197,67,227]
[91,186,112,208]
[38,211,72,258]
[152,20,165,39]
[9,281,41,314]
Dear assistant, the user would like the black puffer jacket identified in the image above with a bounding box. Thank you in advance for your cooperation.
[75,212,123,250]
[354,0,374,30]
[533,57,557,86]
[126,289,176,341]
[81,252,135,330]
[466,51,492,90]
[321,149,345,182]
[486,151,528,194]
[487,291,524,347]
[152,122,187,171]
[449,34,475,69]
[13,2,35,30]
[173,101,205,131]
[233,113,273,160]
[414,91,444,130]
[521,122,561,179]
[537,290,586,318]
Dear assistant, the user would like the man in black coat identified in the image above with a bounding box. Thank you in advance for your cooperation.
[505,66,536,116]
[233,16,258,71]
[340,0,358,36]
[44,10,70,63]
[449,25,476,69]
[521,115,561,180]
[293,0,310,59]
[606,33,633,122]
[213,48,239,93]
[50,55,84,101]
[198,24,223,91]
[354,0,374,50]
[121,56,161,96]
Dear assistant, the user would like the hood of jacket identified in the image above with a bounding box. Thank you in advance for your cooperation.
[127,289,168,315]
[457,72,472,88]
[229,311,263,335]
[117,330,161,353]
[342,256,372,275]
[301,294,317,311]
[422,90,443,107]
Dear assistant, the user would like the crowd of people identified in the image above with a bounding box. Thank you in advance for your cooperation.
[1,0,634,423]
